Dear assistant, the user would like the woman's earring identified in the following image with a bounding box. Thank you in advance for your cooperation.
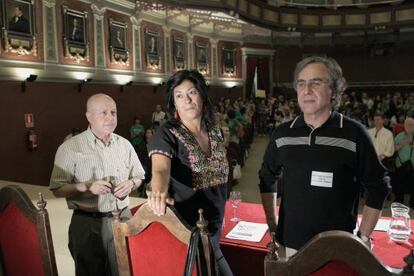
[174,111,180,120]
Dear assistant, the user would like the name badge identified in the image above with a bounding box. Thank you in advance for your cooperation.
[311,171,333,188]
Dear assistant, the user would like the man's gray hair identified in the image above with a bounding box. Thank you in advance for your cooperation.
[293,56,347,110]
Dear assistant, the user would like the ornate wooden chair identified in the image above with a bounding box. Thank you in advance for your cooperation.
[264,230,414,276]
[113,202,216,276]
[0,185,57,276]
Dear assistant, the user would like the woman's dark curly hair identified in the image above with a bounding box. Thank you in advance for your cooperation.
[166,70,213,128]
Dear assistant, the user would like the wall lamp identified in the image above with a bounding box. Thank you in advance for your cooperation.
[21,74,37,93]
[120,81,133,93]
[78,78,92,92]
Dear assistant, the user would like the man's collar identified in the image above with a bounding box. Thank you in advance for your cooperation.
[290,111,343,129]
[86,127,115,146]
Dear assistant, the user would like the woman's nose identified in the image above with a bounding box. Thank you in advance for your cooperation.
[184,94,191,102]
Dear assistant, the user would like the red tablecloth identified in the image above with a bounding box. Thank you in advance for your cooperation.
[220,202,269,276]
[220,201,412,276]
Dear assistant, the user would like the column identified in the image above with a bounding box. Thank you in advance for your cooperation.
[130,16,141,72]
[42,0,58,62]
[91,4,106,68]
[163,26,171,73]
[210,38,217,78]
[187,34,193,70]
[241,48,248,98]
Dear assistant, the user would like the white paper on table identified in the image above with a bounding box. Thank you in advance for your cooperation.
[356,218,390,232]
[374,219,390,232]
[225,221,268,242]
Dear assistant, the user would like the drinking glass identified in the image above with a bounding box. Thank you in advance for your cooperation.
[145,182,152,198]
[230,191,242,222]
[108,176,119,213]
[388,202,411,242]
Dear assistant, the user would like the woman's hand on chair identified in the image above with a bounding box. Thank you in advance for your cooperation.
[147,189,175,216]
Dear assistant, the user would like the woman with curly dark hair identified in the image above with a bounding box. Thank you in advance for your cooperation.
[147,70,232,275]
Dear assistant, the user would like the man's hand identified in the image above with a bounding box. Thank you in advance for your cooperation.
[364,238,372,250]
[267,218,278,235]
[261,192,278,235]
[359,206,381,250]
[357,230,372,249]
[113,180,134,199]
[88,180,112,195]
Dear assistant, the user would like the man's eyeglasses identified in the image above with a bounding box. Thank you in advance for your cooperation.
[295,78,329,91]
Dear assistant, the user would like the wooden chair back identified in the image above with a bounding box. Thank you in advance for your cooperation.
[113,202,215,276]
[264,230,408,276]
[0,185,57,276]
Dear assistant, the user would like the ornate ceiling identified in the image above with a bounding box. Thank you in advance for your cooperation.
[130,0,414,46]
[269,0,405,8]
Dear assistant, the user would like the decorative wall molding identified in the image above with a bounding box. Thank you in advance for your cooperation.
[91,4,106,21]
[42,0,56,8]
[95,18,105,67]
[242,47,275,57]
[159,0,414,33]
[43,0,58,62]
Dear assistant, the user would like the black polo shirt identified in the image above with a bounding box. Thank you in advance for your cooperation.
[259,111,390,250]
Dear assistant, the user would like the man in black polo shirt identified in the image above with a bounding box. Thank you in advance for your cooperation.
[259,56,390,257]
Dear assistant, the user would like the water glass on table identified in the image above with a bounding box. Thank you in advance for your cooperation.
[230,191,242,222]
[388,202,411,242]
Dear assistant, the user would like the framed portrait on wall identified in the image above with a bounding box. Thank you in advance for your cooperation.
[222,46,236,76]
[172,35,185,70]
[195,42,208,74]
[145,28,160,69]
[62,6,89,62]
[109,19,128,65]
[1,0,37,55]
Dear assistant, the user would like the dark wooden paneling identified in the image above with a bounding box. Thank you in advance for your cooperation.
[0,82,164,185]
[0,81,242,185]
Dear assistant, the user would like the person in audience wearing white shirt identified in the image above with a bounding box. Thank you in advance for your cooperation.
[368,112,395,162]
[151,104,166,126]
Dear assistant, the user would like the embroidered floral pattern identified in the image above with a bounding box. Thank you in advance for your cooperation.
[169,125,229,190]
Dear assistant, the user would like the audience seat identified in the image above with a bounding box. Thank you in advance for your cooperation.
[264,230,407,276]
[0,185,58,276]
[113,202,215,276]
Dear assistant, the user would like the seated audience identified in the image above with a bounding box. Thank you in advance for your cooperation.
[129,117,145,153]
[394,116,414,207]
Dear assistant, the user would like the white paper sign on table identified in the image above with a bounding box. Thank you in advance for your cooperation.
[357,217,390,232]
[225,221,268,242]
[374,219,391,232]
